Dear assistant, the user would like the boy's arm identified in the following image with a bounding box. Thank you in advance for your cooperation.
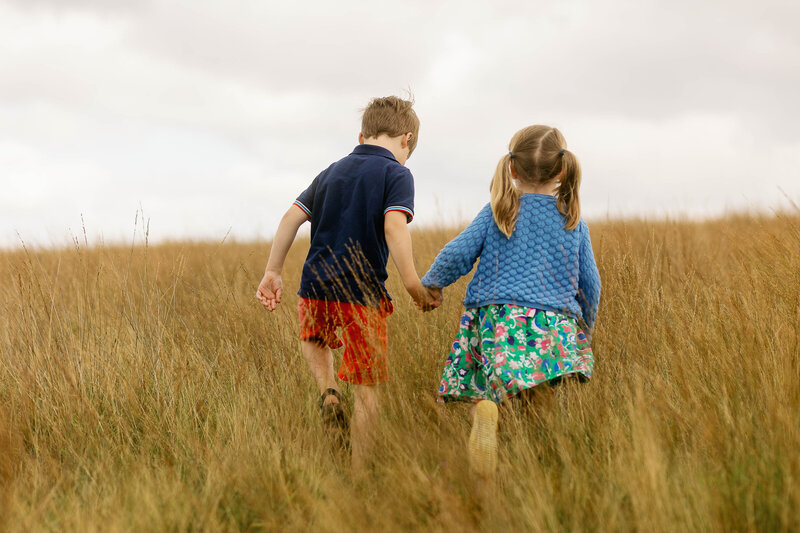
[256,204,309,311]
[384,211,440,311]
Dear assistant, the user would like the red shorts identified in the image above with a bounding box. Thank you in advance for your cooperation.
[298,298,393,386]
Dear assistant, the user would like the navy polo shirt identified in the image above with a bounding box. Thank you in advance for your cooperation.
[294,144,415,307]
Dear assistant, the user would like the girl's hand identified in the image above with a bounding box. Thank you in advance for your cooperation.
[256,271,283,311]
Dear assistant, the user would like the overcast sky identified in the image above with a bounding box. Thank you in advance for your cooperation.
[2,0,799,248]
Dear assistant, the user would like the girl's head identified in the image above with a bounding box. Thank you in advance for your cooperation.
[490,125,582,236]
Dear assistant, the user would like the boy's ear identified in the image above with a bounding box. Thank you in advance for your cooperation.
[358,132,365,145]
[401,132,412,148]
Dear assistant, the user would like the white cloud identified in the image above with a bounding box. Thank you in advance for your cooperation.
[1,0,799,247]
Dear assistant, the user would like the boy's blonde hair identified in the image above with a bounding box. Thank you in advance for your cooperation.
[490,125,582,236]
[361,96,420,156]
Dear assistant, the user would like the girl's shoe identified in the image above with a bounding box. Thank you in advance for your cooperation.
[468,400,499,477]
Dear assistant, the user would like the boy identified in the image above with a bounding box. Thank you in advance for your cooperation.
[255,96,439,468]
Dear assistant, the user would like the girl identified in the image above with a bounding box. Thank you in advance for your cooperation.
[421,125,601,476]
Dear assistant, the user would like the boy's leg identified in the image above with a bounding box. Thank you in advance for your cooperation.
[351,384,379,470]
[298,298,344,407]
[301,340,341,406]
[339,301,391,469]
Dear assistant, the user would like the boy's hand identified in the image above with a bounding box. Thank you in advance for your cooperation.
[256,270,283,311]
[255,204,309,313]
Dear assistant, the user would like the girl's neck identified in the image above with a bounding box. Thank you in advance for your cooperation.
[517,179,558,195]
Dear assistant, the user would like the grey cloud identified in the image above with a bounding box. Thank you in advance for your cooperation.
[2,0,799,247]
[6,0,798,137]
[2,0,151,13]
[420,0,800,141]
[124,1,441,94]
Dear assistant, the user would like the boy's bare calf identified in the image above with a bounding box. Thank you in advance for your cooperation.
[301,340,378,470]
[351,385,378,471]
[301,341,340,405]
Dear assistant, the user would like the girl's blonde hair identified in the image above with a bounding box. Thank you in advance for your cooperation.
[490,125,581,236]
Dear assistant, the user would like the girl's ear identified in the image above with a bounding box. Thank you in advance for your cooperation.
[509,161,519,179]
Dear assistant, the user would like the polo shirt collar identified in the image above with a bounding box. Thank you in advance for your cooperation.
[351,144,398,162]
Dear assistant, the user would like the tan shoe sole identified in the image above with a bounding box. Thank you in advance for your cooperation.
[468,400,499,477]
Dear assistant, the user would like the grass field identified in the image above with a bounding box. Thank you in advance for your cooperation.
[1,212,799,532]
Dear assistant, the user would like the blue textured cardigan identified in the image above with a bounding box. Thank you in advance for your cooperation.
[421,194,601,331]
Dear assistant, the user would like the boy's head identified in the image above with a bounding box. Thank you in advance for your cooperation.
[361,96,420,157]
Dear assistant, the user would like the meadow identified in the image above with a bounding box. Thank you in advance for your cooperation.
[1,212,798,532]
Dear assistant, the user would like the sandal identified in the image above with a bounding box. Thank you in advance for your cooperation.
[319,388,348,430]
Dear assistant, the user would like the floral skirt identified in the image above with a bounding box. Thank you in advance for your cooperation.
[438,304,594,403]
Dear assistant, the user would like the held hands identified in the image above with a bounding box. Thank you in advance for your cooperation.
[424,286,443,311]
[408,281,442,312]
[255,270,283,311]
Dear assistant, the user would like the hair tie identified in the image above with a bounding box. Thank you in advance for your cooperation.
[508,151,515,159]
[559,148,565,156]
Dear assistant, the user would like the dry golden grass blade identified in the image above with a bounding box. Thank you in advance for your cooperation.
[0,213,798,531]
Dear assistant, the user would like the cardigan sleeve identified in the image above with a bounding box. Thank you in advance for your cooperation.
[421,204,493,289]
[576,221,601,332]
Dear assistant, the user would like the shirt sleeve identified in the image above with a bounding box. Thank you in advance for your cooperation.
[576,221,601,333]
[383,167,415,222]
[294,173,321,217]
[421,204,493,289]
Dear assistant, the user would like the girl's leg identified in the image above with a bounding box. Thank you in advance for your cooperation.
[301,340,341,406]
[352,384,379,470]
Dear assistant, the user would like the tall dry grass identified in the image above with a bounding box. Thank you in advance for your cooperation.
[1,213,798,532]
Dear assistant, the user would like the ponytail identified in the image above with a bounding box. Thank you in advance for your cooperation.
[490,153,520,238]
[556,149,581,230]
[492,125,582,234]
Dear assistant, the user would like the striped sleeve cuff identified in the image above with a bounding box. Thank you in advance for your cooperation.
[384,205,414,222]
[293,200,311,217]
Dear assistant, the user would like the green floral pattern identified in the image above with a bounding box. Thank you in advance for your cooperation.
[438,304,594,402]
